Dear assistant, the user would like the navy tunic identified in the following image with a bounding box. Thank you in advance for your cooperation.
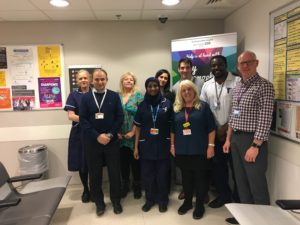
[172,101,216,156]
[134,97,173,160]
[64,90,88,172]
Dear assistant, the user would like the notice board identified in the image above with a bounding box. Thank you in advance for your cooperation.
[0,45,65,111]
[269,0,300,143]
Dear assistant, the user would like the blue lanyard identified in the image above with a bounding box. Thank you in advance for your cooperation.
[150,105,159,128]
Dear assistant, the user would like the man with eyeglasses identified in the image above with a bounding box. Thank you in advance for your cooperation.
[223,51,274,225]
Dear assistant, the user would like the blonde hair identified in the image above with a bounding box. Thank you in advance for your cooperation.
[76,69,91,85]
[173,80,201,113]
[119,72,139,95]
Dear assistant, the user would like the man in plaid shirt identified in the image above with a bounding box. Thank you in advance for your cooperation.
[223,51,274,225]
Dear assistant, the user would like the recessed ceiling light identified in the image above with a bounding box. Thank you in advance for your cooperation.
[50,0,70,7]
[162,0,180,6]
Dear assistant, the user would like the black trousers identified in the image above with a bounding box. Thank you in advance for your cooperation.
[120,146,140,184]
[176,155,210,205]
[140,159,170,205]
[85,140,121,205]
[212,140,233,202]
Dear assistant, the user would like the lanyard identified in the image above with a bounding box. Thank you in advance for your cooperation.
[92,89,107,113]
[214,80,225,105]
[237,75,259,106]
[150,105,159,128]
[184,108,192,123]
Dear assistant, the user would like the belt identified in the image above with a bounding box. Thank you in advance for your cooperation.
[232,129,253,134]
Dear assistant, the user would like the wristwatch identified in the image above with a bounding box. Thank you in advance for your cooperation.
[251,142,261,149]
[106,133,114,139]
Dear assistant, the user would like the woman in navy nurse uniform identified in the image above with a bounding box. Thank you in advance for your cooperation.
[170,80,216,220]
[133,77,172,213]
[64,69,91,203]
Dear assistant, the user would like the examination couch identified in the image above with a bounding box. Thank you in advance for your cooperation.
[0,162,71,225]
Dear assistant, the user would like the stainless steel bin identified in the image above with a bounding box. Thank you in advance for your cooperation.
[18,144,48,178]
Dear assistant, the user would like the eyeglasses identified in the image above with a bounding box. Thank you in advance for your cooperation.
[238,60,257,66]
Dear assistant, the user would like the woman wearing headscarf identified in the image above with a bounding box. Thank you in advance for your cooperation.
[133,77,173,213]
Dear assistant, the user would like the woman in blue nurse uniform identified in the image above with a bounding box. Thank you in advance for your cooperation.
[64,69,91,203]
[133,77,173,213]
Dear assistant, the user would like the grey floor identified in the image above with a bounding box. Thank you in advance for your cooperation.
[51,184,232,225]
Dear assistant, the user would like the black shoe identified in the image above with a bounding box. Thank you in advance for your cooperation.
[208,197,230,208]
[113,202,123,214]
[81,191,90,203]
[133,186,142,199]
[178,201,193,215]
[142,202,155,212]
[96,203,106,216]
[159,204,168,213]
[193,205,205,220]
[178,191,185,200]
[225,217,239,224]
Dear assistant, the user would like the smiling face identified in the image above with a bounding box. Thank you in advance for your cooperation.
[146,81,160,96]
[122,74,135,91]
[181,85,196,105]
[92,70,107,92]
[210,57,227,79]
[237,51,259,80]
[157,73,169,88]
[178,62,193,80]
[77,71,90,89]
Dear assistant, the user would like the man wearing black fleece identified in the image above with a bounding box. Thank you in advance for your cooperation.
[80,68,124,216]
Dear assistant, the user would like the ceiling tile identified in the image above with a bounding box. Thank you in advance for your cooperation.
[93,10,141,20]
[0,0,250,21]
[30,0,91,10]
[142,9,188,20]
[44,10,96,20]
[88,0,143,10]
[0,10,49,21]
[144,0,199,10]
[194,0,248,8]
[0,0,36,10]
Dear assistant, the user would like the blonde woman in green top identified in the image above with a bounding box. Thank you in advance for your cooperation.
[118,72,144,199]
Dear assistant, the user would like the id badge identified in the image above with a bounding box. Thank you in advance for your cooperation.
[150,128,159,135]
[95,112,104,119]
[233,109,240,117]
[183,122,191,128]
[183,129,192,136]
[214,101,220,110]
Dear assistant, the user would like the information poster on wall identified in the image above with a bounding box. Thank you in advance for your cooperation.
[269,0,300,143]
[0,45,65,111]
[171,32,237,85]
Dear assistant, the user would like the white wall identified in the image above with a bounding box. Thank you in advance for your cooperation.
[0,20,223,183]
[225,0,300,204]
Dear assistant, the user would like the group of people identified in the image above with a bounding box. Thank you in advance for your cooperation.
[64,50,274,224]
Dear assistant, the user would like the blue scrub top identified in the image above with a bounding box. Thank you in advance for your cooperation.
[172,101,216,156]
[134,97,173,160]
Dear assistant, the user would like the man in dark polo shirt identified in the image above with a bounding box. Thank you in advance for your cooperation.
[223,51,274,224]
[80,68,124,216]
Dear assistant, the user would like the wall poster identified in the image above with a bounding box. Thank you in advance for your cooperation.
[269,0,300,143]
[68,65,101,93]
[0,45,65,111]
[171,32,237,85]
